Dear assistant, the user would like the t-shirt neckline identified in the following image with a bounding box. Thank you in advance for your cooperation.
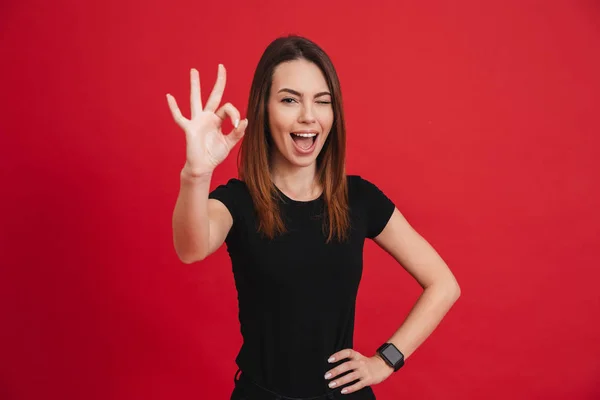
[274,185,324,205]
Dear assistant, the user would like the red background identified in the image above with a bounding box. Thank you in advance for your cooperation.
[1,1,599,399]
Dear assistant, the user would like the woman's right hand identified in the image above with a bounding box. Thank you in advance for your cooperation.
[166,64,248,176]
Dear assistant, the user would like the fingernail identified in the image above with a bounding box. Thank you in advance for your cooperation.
[328,357,335,363]
[341,389,348,394]
[324,373,331,379]
[234,119,239,128]
[329,382,337,388]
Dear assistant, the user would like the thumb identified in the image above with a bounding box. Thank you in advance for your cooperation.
[225,118,247,149]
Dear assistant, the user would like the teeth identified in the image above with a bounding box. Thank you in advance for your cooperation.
[292,133,317,137]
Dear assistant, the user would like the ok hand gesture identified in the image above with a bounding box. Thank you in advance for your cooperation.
[166,65,248,176]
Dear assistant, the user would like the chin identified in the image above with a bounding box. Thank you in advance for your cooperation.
[288,155,319,168]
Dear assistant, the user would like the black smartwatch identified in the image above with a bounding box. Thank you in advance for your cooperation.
[376,343,405,371]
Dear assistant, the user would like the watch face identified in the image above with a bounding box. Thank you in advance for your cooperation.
[383,345,404,365]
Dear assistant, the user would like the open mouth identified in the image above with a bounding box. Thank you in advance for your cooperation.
[290,132,318,151]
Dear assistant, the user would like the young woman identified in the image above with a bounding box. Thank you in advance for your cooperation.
[167,36,460,400]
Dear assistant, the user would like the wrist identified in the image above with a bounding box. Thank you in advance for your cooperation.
[373,353,394,373]
[180,164,214,180]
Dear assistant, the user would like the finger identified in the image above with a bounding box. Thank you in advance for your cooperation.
[190,68,202,118]
[166,94,188,129]
[328,371,360,390]
[329,348,357,363]
[204,64,226,112]
[215,103,241,128]
[224,118,247,149]
[325,360,357,380]
[339,380,365,395]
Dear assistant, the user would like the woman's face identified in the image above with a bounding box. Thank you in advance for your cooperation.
[267,59,334,169]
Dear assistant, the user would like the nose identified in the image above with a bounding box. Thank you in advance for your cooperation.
[298,103,316,124]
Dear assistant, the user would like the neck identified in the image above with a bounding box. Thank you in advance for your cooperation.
[270,153,321,201]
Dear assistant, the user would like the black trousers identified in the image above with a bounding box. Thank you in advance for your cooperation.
[230,368,345,400]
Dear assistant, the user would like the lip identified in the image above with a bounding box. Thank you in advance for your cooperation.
[289,131,319,154]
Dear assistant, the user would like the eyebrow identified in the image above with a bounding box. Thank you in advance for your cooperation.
[277,88,331,98]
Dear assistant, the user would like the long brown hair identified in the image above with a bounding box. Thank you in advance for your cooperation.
[239,35,350,243]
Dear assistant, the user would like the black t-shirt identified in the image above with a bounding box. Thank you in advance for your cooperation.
[209,175,395,399]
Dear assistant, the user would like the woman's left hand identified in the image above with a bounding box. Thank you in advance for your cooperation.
[324,349,394,394]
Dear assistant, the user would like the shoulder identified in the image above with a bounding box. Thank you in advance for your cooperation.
[346,174,387,198]
[345,174,364,192]
[217,177,246,189]
[210,178,249,195]
[208,178,252,217]
[346,174,396,238]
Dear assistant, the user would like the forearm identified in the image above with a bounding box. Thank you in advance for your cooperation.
[172,167,213,263]
[381,280,460,360]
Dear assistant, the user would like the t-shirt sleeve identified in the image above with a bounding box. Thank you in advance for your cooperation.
[208,178,241,224]
[359,176,396,239]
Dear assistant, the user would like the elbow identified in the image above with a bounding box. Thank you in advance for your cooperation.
[451,282,461,302]
[175,249,206,264]
[447,279,461,303]
[427,278,461,304]
[173,236,208,264]
[179,255,198,264]
[441,269,461,303]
